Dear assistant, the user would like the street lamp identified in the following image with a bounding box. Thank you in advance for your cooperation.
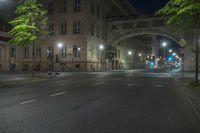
[99,44,105,71]
[58,43,63,48]
[56,42,63,73]
[128,51,132,69]
[173,53,176,56]
[162,42,167,60]
[138,53,142,57]
[128,51,132,55]
[99,44,104,50]
[169,49,172,53]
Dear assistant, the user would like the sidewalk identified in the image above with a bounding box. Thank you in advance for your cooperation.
[172,70,200,120]
[0,71,111,83]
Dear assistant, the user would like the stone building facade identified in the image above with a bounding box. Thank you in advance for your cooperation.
[0,0,140,72]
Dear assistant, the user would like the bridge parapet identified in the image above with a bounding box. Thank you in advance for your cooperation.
[106,16,184,46]
[107,16,167,30]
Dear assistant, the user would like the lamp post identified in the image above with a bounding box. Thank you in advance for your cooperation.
[128,51,132,69]
[99,44,104,71]
[162,42,167,60]
[56,43,63,74]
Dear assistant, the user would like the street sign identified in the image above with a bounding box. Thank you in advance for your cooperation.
[179,38,187,47]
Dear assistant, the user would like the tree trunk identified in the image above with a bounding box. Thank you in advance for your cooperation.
[195,35,199,83]
[32,43,35,79]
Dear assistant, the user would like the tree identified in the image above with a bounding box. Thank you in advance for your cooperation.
[156,0,200,83]
[9,0,48,79]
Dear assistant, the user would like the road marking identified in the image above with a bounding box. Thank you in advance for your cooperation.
[20,99,37,105]
[152,85,164,88]
[114,78,122,80]
[48,91,67,97]
[91,82,105,87]
[52,88,64,92]
[128,84,142,86]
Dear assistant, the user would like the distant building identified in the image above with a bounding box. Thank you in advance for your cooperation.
[0,0,158,72]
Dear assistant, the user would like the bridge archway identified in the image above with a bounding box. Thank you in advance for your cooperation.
[109,30,181,46]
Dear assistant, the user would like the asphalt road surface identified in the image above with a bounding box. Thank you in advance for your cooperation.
[0,70,200,133]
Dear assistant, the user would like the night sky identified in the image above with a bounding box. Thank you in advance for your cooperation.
[129,0,180,56]
[129,0,170,14]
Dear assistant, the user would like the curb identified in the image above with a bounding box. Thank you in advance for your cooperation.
[177,78,200,121]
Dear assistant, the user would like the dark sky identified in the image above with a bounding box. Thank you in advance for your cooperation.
[129,0,170,14]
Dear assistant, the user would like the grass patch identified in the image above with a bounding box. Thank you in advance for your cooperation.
[187,81,200,88]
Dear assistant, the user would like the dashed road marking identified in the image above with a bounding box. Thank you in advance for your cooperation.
[152,85,164,88]
[20,99,37,105]
[128,84,142,86]
[91,82,105,87]
[48,91,67,97]
[114,78,122,80]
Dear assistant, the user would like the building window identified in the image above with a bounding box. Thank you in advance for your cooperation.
[36,47,41,58]
[90,24,94,36]
[11,7,16,18]
[74,0,80,12]
[10,47,16,58]
[73,21,80,34]
[61,0,67,13]
[112,25,117,30]
[96,26,100,38]
[0,2,5,18]
[60,22,67,35]
[73,45,80,57]
[122,23,133,29]
[48,23,54,35]
[102,29,105,39]
[61,45,67,58]
[91,2,94,14]
[0,48,2,58]
[48,0,54,15]
[97,6,100,18]
[23,47,29,59]
[102,10,105,20]
[152,20,164,27]
[48,46,54,61]
[138,21,149,28]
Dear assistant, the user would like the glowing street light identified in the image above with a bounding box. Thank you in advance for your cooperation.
[128,51,132,55]
[169,49,172,53]
[162,42,167,47]
[99,44,104,50]
[162,42,167,59]
[138,53,142,57]
[99,44,105,71]
[173,53,176,56]
[58,43,63,48]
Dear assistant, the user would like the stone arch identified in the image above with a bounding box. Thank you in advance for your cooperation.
[109,29,182,46]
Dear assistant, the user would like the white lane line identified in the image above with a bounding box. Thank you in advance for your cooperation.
[128,84,142,86]
[20,99,37,105]
[114,78,122,80]
[152,85,164,88]
[48,91,67,97]
[91,82,105,87]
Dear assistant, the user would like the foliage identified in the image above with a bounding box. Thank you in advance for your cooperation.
[155,0,200,29]
[187,81,200,88]
[9,0,48,46]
